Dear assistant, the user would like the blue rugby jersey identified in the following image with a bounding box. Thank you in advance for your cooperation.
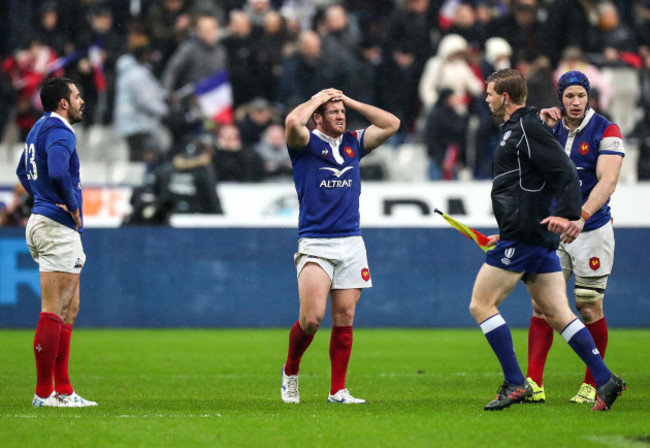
[553,109,624,231]
[288,128,368,238]
[17,112,83,232]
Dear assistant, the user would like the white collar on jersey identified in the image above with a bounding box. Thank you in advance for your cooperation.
[313,129,343,146]
[50,112,75,133]
[313,129,344,164]
[562,108,595,136]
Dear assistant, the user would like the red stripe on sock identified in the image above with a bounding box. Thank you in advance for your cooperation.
[55,323,74,395]
[329,326,353,395]
[584,317,608,387]
[526,316,554,386]
[284,321,314,376]
[34,312,63,398]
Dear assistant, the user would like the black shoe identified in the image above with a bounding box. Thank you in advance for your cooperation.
[592,374,626,411]
[484,380,533,411]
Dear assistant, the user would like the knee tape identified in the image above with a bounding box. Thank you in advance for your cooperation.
[574,276,607,303]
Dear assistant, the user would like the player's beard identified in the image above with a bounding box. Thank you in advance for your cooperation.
[69,106,84,124]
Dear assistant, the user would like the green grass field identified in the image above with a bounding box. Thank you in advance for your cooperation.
[1,328,648,447]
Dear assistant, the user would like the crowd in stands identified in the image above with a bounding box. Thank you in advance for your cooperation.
[2,0,650,219]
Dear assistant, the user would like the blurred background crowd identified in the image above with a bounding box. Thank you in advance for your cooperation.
[1,0,650,223]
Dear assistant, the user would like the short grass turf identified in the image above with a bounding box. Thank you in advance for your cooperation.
[1,328,648,448]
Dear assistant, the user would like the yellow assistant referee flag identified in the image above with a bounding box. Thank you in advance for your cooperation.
[434,209,494,252]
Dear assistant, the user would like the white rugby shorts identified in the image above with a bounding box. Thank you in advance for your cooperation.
[26,214,86,274]
[558,220,614,278]
[294,235,372,289]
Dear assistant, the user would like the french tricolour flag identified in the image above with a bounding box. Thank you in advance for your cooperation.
[194,70,234,125]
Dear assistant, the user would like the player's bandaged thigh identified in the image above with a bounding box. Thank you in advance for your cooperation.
[574,275,608,303]
[294,253,335,281]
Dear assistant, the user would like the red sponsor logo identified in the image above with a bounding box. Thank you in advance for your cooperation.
[361,268,370,282]
[579,142,589,155]
[345,146,354,158]
[589,257,600,271]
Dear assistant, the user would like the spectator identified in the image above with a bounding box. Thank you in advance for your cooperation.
[162,10,228,97]
[639,46,650,109]
[275,30,329,113]
[2,38,62,140]
[630,109,650,180]
[222,10,262,107]
[424,88,468,180]
[122,141,177,226]
[474,37,513,179]
[446,1,486,51]
[480,37,512,78]
[254,124,293,181]
[236,97,283,145]
[590,1,640,68]
[319,5,363,91]
[634,0,650,48]
[169,135,223,213]
[486,0,545,67]
[375,41,421,144]
[213,124,264,181]
[0,183,32,227]
[519,54,556,110]
[144,0,194,77]
[255,10,294,100]
[114,44,169,162]
[72,5,124,127]
[383,0,435,74]
[418,34,484,116]
[244,0,274,32]
[541,0,598,67]
[28,1,68,57]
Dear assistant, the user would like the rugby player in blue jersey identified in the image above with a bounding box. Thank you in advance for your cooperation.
[525,71,625,405]
[280,88,400,404]
[17,77,97,407]
[470,69,624,411]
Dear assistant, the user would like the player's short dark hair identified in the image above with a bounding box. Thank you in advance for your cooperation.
[40,77,75,112]
[486,68,527,104]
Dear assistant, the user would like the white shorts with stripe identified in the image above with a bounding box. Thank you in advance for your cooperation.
[294,235,372,289]
[26,214,86,274]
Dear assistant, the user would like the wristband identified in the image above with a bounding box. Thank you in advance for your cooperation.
[581,208,590,221]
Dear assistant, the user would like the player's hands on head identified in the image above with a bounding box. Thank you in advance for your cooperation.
[313,88,343,104]
[540,107,562,127]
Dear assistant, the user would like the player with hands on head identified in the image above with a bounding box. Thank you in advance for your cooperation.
[524,70,625,405]
[17,77,96,407]
[469,68,624,411]
[281,88,400,404]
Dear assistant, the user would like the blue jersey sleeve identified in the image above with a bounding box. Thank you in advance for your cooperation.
[46,132,78,211]
[16,149,34,197]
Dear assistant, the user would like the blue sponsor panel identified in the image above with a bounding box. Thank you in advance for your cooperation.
[0,228,648,327]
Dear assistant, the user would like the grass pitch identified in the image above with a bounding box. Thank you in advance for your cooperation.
[1,328,648,447]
